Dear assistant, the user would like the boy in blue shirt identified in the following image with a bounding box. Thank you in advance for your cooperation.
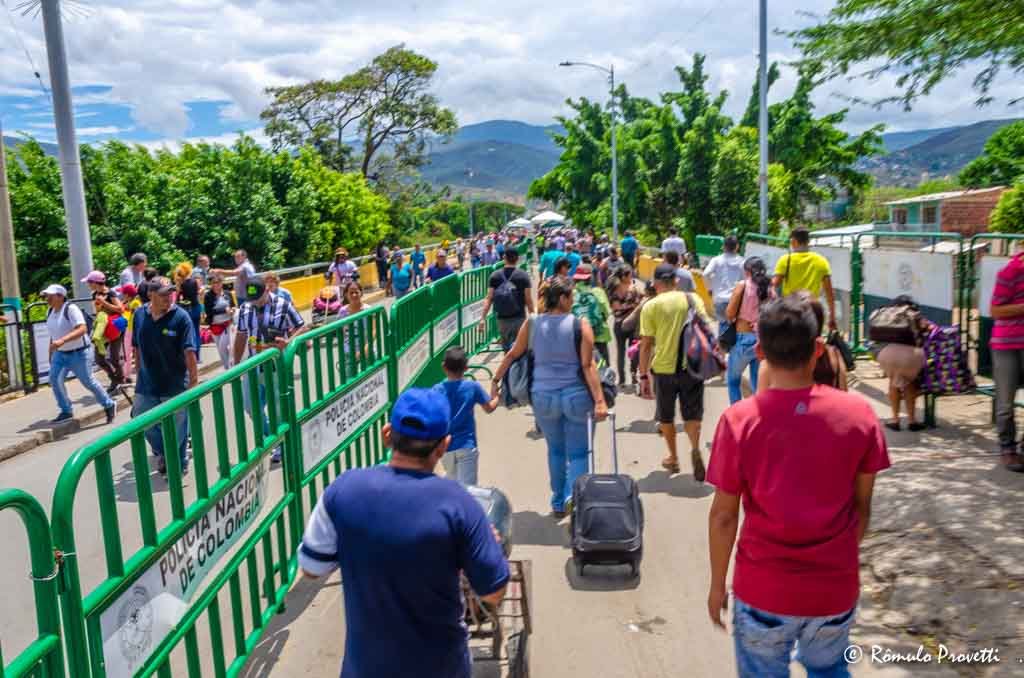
[435,345,499,485]
[410,244,426,288]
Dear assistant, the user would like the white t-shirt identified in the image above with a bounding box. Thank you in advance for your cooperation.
[662,236,687,256]
[703,252,746,304]
[46,302,90,352]
[120,266,143,288]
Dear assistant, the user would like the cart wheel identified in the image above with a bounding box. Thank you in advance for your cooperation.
[630,562,639,578]
[577,562,585,577]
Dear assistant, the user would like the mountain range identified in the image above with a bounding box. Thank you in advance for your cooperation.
[6,116,1020,196]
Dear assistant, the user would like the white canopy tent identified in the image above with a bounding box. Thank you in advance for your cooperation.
[530,211,566,226]
[506,217,533,228]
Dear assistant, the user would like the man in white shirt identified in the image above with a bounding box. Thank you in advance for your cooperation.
[119,253,147,288]
[211,249,258,303]
[702,235,746,324]
[42,284,117,424]
[661,228,687,258]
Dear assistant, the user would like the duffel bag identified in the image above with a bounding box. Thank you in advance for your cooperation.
[921,325,976,395]
[868,305,920,345]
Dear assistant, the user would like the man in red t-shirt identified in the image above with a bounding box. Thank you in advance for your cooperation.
[990,251,1024,472]
[706,297,890,677]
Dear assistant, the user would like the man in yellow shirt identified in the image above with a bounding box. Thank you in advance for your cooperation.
[772,227,837,331]
[638,263,713,480]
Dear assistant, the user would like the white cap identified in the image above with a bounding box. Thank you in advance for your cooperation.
[41,284,68,297]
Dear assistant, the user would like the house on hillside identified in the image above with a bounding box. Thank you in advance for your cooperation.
[884,186,1008,235]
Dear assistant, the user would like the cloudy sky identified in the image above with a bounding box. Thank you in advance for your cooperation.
[1,0,1021,147]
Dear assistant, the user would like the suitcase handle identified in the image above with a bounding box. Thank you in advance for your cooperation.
[586,410,618,475]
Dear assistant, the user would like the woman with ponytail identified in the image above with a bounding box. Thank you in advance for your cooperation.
[724,256,774,403]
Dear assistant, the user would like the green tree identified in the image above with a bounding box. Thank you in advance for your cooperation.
[789,0,1024,109]
[990,180,1024,233]
[959,121,1024,187]
[711,127,759,233]
[262,45,458,177]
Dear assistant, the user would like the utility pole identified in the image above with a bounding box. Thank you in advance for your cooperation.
[758,0,769,234]
[469,202,474,237]
[41,0,93,298]
[609,64,619,246]
[0,127,24,390]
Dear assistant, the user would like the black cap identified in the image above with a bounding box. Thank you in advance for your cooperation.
[654,263,677,281]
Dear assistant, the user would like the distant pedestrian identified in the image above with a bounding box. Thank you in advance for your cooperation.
[564,242,582,276]
[455,238,466,270]
[482,241,499,266]
[211,249,258,303]
[176,264,203,364]
[298,387,509,678]
[426,250,455,283]
[661,227,687,258]
[204,273,236,369]
[572,263,612,366]
[703,235,746,325]
[638,263,712,478]
[119,252,147,288]
[390,253,413,299]
[620,231,639,268]
[41,284,117,424]
[725,257,774,404]
[411,244,427,288]
[480,248,533,350]
[772,227,837,331]
[232,277,305,463]
[192,255,211,287]
[608,265,643,386]
[137,267,158,304]
[264,272,293,304]
[662,250,695,292]
[990,248,1024,472]
[326,248,359,288]
[538,241,565,280]
[83,270,128,392]
[434,346,499,485]
[374,240,390,293]
[121,284,141,368]
[131,277,198,476]
[706,296,890,677]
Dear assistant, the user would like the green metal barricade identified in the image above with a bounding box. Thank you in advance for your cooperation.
[423,274,463,386]
[459,265,497,357]
[0,489,64,678]
[280,307,391,529]
[50,349,295,678]
[389,285,435,393]
[694,235,725,266]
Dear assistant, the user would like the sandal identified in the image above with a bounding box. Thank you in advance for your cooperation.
[885,420,901,432]
[661,457,680,474]
[691,449,706,483]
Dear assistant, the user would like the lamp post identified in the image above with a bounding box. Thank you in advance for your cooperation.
[758,0,769,234]
[559,61,619,245]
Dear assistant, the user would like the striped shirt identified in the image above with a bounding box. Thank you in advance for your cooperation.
[991,254,1024,351]
[237,296,304,356]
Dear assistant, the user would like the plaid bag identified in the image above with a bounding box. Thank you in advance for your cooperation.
[921,325,975,395]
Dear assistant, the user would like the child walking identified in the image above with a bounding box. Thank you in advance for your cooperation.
[434,345,499,485]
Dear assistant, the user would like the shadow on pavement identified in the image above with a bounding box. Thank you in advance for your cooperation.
[511,510,570,548]
[620,419,682,435]
[239,576,340,678]
[563,557,641,592]
[636,470,713,498]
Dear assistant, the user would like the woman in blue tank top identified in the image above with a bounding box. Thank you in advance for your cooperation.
[492,276,609,517]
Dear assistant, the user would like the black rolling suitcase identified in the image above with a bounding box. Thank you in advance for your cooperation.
[570,411,644,577]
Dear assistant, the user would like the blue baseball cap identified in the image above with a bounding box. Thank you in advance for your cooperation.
[390,388,451,441]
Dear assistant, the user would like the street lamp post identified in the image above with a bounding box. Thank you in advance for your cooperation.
[758,0,769,234]
[559,61,619,245]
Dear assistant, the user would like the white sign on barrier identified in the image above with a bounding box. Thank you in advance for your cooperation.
[979,256,1012,317]
[397,332,431,391]
[432,310,459,351]
[813,246,853,292]
[99,456,271,678]
[301,366,389,474]
[862,249,954,310]
[743,243,787,274]
[463,299,486,327]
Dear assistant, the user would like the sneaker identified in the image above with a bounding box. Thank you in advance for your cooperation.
[1001,449,1024,473]
[51,412,73,423]
[105,403,117,424]
[270,448,283,465]
[691,449,706,483]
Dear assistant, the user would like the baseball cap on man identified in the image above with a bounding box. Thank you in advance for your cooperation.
[654,263,677,281]
[152,277,176,295]
[390,388,451,441]
[40,284,68,297]
[81,270,107,284]
[244,277,267,301]
[573,263,594,281]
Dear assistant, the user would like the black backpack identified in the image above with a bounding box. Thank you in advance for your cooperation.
[492,268,524,318]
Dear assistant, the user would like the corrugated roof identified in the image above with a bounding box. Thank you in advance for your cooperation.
[884,186,1007,206]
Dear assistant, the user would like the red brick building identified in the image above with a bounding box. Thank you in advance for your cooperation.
[885,187,1009,236]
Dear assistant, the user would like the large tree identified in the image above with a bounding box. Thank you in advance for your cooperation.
[959,121,1024,187]
[789,0,1024,109]
[262,45,457,177]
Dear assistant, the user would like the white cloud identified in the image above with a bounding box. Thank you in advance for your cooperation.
[0,0,1019,141]
[77,126,134,136]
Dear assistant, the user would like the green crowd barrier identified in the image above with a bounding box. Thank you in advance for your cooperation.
[694,234,725,267]
[0,489,64,678]
[3,240,531,678]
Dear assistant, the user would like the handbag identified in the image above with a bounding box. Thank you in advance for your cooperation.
[921,325,975,395]
[678,294,726,381]
[504,317,535,407]
[868,304,920,345]
[718,284,744,351]
[827,331,856,371]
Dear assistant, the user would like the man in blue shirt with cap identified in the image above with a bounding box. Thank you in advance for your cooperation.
[298,388,510,678]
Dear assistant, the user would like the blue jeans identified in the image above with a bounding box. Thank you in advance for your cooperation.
[132,391,189,467]
[531,384,593,511]
[442,447,479,485]
[733,597,855,678]
[727,332,760,404]
[50,348,115,414]
[413,270,424,288]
